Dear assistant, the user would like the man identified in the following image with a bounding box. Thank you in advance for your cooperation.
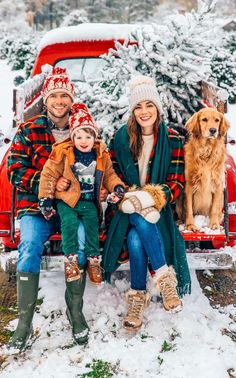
[7,67,88,351]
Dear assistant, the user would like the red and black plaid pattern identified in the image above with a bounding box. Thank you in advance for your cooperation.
[7,113,55,219]
[161,127,184,202]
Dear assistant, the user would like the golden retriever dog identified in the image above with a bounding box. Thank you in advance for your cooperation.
[183,108,229,231]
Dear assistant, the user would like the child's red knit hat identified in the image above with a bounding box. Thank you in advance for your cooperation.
[69,103,98,139]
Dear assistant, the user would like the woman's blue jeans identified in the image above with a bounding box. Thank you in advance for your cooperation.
[127,213,166,291]
[17,214,86,273]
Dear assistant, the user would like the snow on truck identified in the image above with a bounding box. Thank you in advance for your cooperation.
[0,23,236,273]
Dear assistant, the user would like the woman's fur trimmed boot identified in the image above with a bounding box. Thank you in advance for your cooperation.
[153,266,183,313]
[123,289,150,332]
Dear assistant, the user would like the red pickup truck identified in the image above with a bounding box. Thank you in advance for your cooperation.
[0,23,236,271]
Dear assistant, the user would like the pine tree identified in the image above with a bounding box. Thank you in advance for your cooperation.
[209,30,236,104]
[50,1,71,27]
[224,33,236,54]
[0,0,29,33]
[214,0,236,16]
[78,2,219,142]
[211,50,236,104]
[0,32,40,79]
[128,0,160,23]
[61,9,89,26]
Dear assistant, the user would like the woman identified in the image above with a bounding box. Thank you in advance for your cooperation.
[103,75,191,332]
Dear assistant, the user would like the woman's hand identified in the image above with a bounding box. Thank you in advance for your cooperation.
[56,177,71,192]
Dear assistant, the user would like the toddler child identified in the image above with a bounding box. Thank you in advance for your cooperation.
[38,103,125,284]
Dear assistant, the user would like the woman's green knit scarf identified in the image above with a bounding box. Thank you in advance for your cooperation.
[103,122,191,296]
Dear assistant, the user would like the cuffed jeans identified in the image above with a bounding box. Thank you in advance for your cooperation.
[127,213,166,291]
[18,214,86,273]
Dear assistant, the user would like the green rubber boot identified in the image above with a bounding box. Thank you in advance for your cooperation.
[7,272,39,353]
[65,269,89,345]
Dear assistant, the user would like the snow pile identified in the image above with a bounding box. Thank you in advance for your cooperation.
[179,215,225,234]
[0,250,18,272]
[1,271,236,378]
[38,23,138,52]
[229,202,236,214]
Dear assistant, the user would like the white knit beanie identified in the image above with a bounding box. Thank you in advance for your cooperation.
[129,75,163,115]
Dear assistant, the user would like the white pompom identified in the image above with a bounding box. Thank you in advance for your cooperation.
[129,75,156,90]
[42,64,53,75]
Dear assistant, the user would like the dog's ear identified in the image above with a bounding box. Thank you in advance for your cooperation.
[185,112,201,136]
[219,114,230,137]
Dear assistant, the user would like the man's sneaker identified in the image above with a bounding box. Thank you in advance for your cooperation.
[123,289,150,332]
[87,256,103,285]
[153,266,183,313]
[65,254,81,282]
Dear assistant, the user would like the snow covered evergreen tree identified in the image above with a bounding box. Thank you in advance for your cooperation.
[0,32,41,79]
[122,0,160,23]
[224,33,236,54]
[61,9,89,26]
[50,1,70,27]
[86,0,115,23]
[0,0,29,33]
[209,29,236,104]
[214,0,236,16]
[211,50,236,104]
[78,1,219,142]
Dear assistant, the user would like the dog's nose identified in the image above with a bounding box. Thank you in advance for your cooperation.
[209,128,217,135]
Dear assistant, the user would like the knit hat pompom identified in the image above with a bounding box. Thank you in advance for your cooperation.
[69,103,98,140]
[41,67,75,104]
[129,74,163,116]
[129,75,156,91]
[70,102,88,116]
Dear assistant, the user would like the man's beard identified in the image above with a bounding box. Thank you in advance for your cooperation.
[48,107,70,119]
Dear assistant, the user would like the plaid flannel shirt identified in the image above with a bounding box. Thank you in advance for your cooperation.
[7,113,55,219]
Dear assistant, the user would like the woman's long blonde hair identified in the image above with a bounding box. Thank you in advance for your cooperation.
[127,111,160,160]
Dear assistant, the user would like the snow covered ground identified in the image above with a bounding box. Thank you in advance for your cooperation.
[1,270,236,378]
[0,60,236,377]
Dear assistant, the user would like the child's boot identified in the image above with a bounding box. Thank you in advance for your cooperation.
[64,254,81,282]
[87,256,103,285]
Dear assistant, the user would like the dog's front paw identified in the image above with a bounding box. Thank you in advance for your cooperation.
[185,223,198,232]
[209,221,220,230]
[209,215,221,230]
